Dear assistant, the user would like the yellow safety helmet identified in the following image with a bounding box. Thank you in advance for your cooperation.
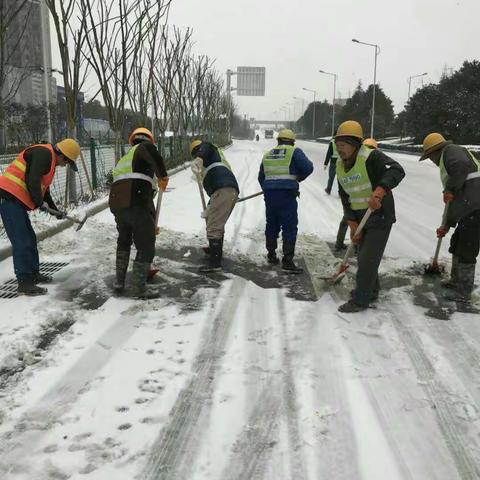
[56,138,80,171]
[363,138,378,149]
[277,129,296,141]
[129,127,154,145]
[190,139,202,155]
[419,132,451,161]
[335,120,364,141]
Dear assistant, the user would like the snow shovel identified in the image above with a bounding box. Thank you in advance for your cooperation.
[424,203,449,275]
[148,189,164,281]
[237,191,264,203]
[321,208,373,284]
[44,206,88,231]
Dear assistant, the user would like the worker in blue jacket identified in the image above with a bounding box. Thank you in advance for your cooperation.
[258,129,314,273]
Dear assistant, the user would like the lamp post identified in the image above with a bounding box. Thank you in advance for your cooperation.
[352,38,380,138]
[407,72,428,100]
[302,87,317,138]
[293,96,306,134]
[319,69,337,137]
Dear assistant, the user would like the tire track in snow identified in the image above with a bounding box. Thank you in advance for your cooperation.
[141,273,251,480]
[387,297,480,479]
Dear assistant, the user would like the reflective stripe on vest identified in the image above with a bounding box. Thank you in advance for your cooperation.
[112,145,155,186]
[0,144,56,210]
[336,146,374,210]
[202,147,232,177]
[331,140,339,160]
[439,148,480,189]
[262,145,297,182]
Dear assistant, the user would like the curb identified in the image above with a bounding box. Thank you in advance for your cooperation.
[0,161,192,263]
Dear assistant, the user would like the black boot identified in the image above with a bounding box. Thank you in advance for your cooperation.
[441,255,459,291]
[18,278,47,296]
[199,238,223,273]
[444,263,475,302]
[266,238,279,265]
[131,261,160,299]
[282,240,303,274]
[33,272,53,284]
[338,299,368,313]
[113,250,130,292]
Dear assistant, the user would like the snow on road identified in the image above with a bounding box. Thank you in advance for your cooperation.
[0,139,479,479]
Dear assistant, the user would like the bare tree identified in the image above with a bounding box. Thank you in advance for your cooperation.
[80,0,172,159]
[45,0,89,139]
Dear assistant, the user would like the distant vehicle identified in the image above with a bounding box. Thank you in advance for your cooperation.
[265,129,274,139]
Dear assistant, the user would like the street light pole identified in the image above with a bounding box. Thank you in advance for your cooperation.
[352,38,380,138]
[408,72,428,101]
[302,87,317,139]
[319,69,338,137]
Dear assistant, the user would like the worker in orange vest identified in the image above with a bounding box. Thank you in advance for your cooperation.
[0,139,80,295]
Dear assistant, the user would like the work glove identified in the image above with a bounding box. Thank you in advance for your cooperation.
[40,201,49,213]
[158,176,169,192]
[436,226,449,238]
[155,226,160,235]
[368,186,387,211]
[443,191,455,204]
[190,157,203,175]
[347,220,362,244]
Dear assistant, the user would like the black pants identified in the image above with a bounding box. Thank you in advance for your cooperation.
[114,206,155,263]
[449,210,480,264]
[353,224,392,306]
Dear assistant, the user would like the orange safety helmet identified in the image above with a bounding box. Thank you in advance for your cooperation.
[129,127,154,145]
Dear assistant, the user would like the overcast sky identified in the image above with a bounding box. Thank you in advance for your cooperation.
[166,0,479,120]
[49,0,478,122]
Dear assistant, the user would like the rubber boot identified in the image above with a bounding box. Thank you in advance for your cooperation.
[113,250,130,292]
[199,238,223,273]
[266,238,279,265]
[335,218,348,251]
[444,263,475,302]
[282,240,303,274]
[33,272,53,284]
[131,261,160,299]
[441,255,459,290]
[338,299,368,313]
[18,278,47,296]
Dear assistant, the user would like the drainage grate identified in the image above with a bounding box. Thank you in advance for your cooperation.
[0,261,69,299]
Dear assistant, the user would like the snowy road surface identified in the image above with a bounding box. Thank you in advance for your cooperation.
[0,139,479,479]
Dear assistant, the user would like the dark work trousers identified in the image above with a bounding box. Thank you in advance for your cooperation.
[114,206,155,263]
[449,210,480,264]
[264,189,298,242]
[326,158,337,192]
[352,224,392,306]
[0,197,39,281]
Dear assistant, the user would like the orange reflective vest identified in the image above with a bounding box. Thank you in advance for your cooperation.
[0,144,57,210]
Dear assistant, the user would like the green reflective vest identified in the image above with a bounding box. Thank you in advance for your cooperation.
[202,146,232,178]
[439,148,480,189]
[112,145,155,185]
[262,145,297,182]
[331,140,338,160]
[336,146,374,210]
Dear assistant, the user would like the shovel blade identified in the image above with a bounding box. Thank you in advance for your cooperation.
[75,215,88,231]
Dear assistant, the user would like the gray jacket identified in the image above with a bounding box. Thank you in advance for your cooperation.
[441,144,480,227]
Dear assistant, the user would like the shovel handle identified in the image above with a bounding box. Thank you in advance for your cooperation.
[432,203,450,264]
[339,208,373,267]
[154,189,163,234]
[237,191,264,203]
[196,173,207,211]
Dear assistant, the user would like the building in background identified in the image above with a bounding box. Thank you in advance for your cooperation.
[2,0,56,107]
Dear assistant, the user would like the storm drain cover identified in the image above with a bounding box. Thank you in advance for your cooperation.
[0,262,69,299]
